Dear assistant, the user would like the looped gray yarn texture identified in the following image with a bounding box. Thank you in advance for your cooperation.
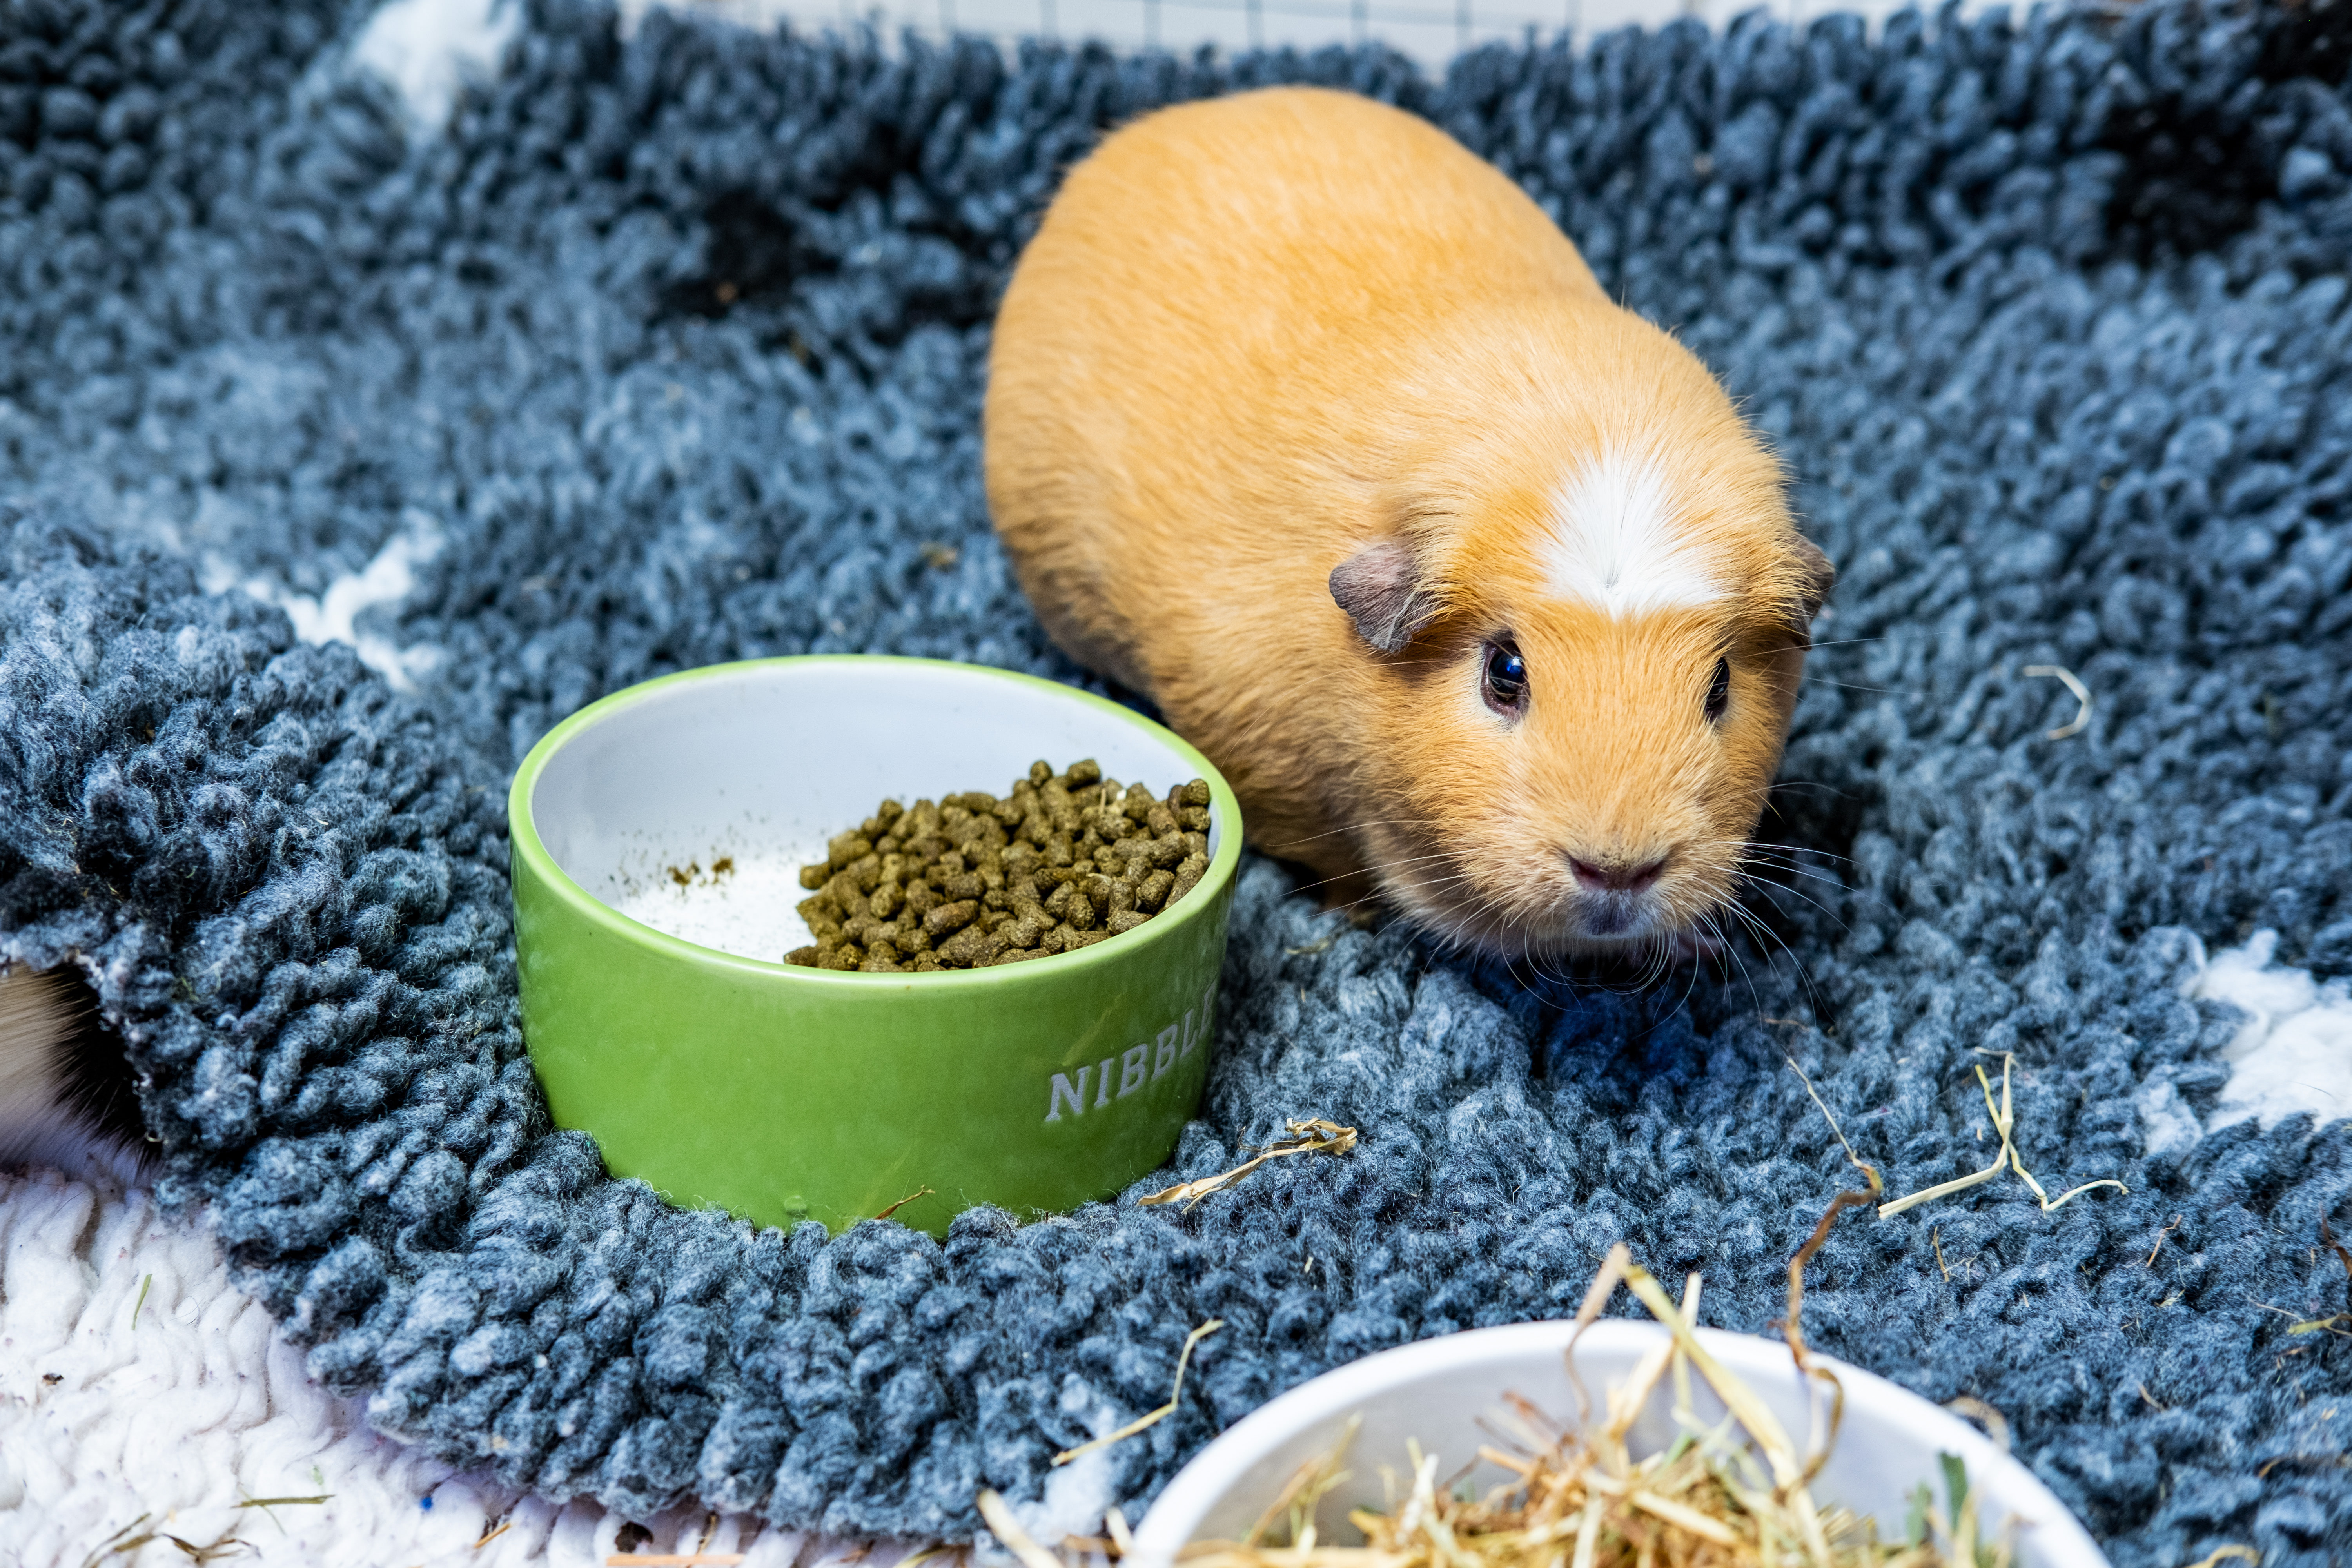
[3,0,2351,1556]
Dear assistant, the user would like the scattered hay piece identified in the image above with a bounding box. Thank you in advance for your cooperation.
[1628,1488,1745,1544]
[1785,1055,1870,1178]
[1785,1156,1883,1489]
[1877,1055,2126,1220]
[236,1491,332,1536]
[2147,1216,2183,1267]
[2020,665,2090,740]
[1053,1319,1224,1466]
[874,1185,936,1223]
[1141,1120,1358,1210]
[81,1514,153,1568]
[1940,1398,2010,1454]
[2288,1217,2352,1335]
[132,1272,151,1327]
[2181,1548,2258,1568]
[1244,1417,1360,1552]
[979,1490,1067,1568]
[82,1518,259,1568]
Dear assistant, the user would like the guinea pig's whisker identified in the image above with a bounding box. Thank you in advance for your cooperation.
[1719,895,1783,953]
[1327,857,1478,899]
[1745,869,1854,911]
[1796,635,1889,651]
[1719,897,1828,1016]
[1663,933,1698,1010]
[1355,851,1477,888]
[1694,836,1867,888]
[1287,849,1465,897]
[1714,907,1783,1002]
[1735,871,1851,934]
[1265,816,1456,849]
[1713,915,1766,1013]
[1722,841,1896,922]
[1733,855,1859,893]
[1737,858,1859,898]
[1766,779,1862,807]
[1801,676,1926,698]
[1748,886,1860,932]
[1730,841,1846,866]
[1323,864,1492,935]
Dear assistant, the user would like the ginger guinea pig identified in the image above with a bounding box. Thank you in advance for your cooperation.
[983,86,1831,962]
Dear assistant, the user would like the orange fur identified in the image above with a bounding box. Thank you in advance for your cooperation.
[985,87,1831,960]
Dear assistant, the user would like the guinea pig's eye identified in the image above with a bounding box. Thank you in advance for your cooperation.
[1704,657,1731,723]
[1482,639,1528,718]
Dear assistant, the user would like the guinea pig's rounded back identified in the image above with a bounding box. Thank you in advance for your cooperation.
[984,87,1607,701]
[984,87,1831,962]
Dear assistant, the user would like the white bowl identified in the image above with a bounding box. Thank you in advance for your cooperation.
[1131,1320,2108,1568]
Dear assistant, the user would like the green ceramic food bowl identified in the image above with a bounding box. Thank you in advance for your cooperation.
[508,656,1241,1238]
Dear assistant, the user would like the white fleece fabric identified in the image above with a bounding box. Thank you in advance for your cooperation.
[0,1157,900,1568]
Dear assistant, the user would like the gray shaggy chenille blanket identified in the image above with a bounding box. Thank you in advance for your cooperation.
[2,0,2350,1557]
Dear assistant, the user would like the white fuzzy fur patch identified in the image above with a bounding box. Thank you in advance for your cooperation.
[1544,449,1722,616]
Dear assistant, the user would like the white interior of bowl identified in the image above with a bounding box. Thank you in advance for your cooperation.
[528,660,1221,965]
[1129,1320,2107,1568]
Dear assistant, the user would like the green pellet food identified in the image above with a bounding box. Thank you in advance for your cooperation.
[784,759,1213,973]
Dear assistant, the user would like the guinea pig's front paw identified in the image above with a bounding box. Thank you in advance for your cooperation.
[1666,927,1725,966]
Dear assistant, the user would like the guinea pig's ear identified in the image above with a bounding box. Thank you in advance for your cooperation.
[1330,537,1443,655]
[1782,533,1835,647]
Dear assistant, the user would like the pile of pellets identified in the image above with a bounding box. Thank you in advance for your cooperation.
[786,759,1213,971]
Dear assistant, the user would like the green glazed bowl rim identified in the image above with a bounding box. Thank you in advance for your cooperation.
[507,655,1247,987]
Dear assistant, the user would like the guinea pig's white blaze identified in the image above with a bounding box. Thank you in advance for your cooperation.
[1544,448,1726,618]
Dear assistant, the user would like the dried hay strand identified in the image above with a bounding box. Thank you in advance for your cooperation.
[1141,1120,1358,1210]
[2020,666,2091,740]
[980,1489,1070,1568]
[2288,1217,2352,1337]
[2180,1547,2259,1568]
[875,1185,937,1222]
[1053,1319,1225,1466]
[1875,1055,2126,1220]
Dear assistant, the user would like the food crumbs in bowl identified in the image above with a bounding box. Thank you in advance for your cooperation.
[784,758,1211,972]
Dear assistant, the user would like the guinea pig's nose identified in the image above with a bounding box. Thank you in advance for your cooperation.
[1569,853,1670,895]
